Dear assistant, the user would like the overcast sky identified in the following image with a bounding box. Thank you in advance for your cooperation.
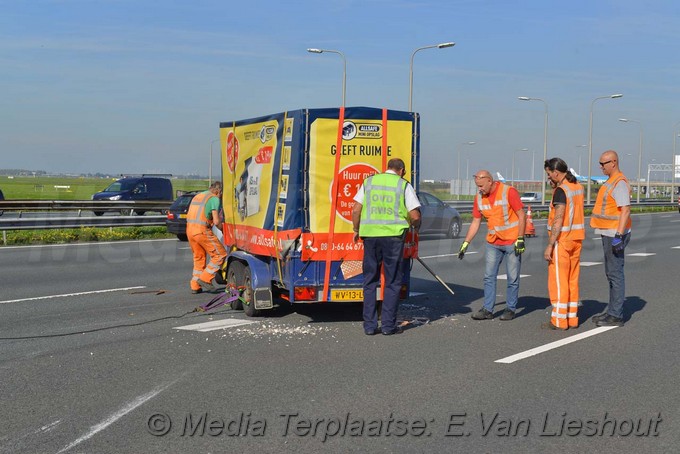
[3,0,680,181]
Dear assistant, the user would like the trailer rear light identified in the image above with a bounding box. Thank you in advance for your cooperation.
[399,284,408,300]
[167,213,175,220]
[294,286,317,301]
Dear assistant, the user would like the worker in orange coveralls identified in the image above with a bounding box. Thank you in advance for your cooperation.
[187,181,227,294]
[543,158,585,330]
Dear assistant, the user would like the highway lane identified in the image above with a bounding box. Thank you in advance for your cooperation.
[1,212,679,453]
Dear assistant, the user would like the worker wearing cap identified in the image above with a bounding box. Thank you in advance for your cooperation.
[187,181,227,294]
[352,158,421,336]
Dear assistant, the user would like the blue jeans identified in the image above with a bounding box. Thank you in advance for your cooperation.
[362,236,405,333]
[483,242,521,313]
[601,233,630,319]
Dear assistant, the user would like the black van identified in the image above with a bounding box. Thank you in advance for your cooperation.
[92,175,173,216]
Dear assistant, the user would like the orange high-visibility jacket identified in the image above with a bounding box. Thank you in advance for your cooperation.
[477,182,520,243]
[186,191,216,234]
[547,180,585,241]
[590,171,632,231]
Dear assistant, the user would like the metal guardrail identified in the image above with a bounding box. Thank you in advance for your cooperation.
[0,200,171,230]
[445,200,677,215]
[0,200,675,232]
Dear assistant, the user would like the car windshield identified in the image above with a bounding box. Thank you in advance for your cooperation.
[104,180,138,192]
[521,193,537,198]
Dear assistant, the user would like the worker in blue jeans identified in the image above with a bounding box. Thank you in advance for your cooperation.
[458,170,526,321]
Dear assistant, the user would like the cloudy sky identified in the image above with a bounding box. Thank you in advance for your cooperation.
[2,0,680,181]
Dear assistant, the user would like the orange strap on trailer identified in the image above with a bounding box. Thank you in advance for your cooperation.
[322,107,346,301]
[379,108,389,300]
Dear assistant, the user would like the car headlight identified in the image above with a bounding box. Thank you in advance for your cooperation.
[109,195,122,200]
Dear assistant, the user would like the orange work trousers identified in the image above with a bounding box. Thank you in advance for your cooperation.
[547,239,582,329]
[188,228,227,291]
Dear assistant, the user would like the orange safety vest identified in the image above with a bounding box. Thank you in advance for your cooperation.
[186,191,216,234]
[547,179,585,241]
[590,171,632,231]
[477,182,520,243]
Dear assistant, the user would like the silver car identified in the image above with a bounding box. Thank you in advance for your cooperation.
[417,191,462,238]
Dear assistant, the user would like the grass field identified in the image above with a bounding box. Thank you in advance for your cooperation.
[0,176,210,200]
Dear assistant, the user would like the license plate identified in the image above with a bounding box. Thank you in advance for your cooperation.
[179,214,187,219]
[331,289,363,301]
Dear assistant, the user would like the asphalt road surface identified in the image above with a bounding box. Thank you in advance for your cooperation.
[1,212,679,453]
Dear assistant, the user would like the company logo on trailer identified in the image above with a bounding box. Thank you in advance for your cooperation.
[342,121,383,140]
[259,125,276,143]
[342,121,357,140]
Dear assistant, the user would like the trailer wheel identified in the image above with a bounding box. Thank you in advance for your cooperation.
[242,265,261,317]
[226,261,245,310]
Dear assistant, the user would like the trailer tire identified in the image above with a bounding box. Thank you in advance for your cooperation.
[242,265,261,317]
[226,261,245,310]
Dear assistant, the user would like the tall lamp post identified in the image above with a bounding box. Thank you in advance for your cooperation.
[587,93,623,203]
[518,97,548,202]
[307,48,347,106]
[618,118,643,203]
[408,42,455,111]
[456,141,476,200]
[511,148,529,185]
[672,122,680,203]
[209,138,220,184]
[575,144,587,175]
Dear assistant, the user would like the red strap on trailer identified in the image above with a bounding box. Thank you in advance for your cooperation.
[322,106,346,302]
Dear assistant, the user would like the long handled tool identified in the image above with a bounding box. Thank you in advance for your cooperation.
[416,257,455,296]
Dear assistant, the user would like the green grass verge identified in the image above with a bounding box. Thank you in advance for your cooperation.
[2,226,174,246]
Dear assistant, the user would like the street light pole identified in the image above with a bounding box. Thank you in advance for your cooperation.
[408,42,455,111]
[308,48,347,106]
[672,122,680,203]
[209,139,220,184]
[619,118,643,203]
[456,141,475,200]
[575,144,587,175]
[518,97,548,203]
[512,148,528,186]
[587,93,623,203]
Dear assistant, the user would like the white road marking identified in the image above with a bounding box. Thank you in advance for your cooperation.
[0,239,176,250]
[420,252,478,259]
[627,252,656,257]
[673,246,680,249]
[670,219,680,223]
[495,326,619,364]
[36,420,62,434]
[498,274,530,279]
[57,383,172,453]
[174,319,258,332]
[580,261,602,267]
[0,286,146,305]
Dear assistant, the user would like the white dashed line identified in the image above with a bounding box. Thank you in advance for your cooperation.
[0,286,146,305]
[495,326,619,364]
[174,319,258,332]
[580,261,602,267]
[627,253,656,257]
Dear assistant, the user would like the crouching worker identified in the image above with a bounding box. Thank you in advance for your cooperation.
[187,181,227,294]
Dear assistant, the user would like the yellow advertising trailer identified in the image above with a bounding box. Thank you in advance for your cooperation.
[217,107,420,316]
